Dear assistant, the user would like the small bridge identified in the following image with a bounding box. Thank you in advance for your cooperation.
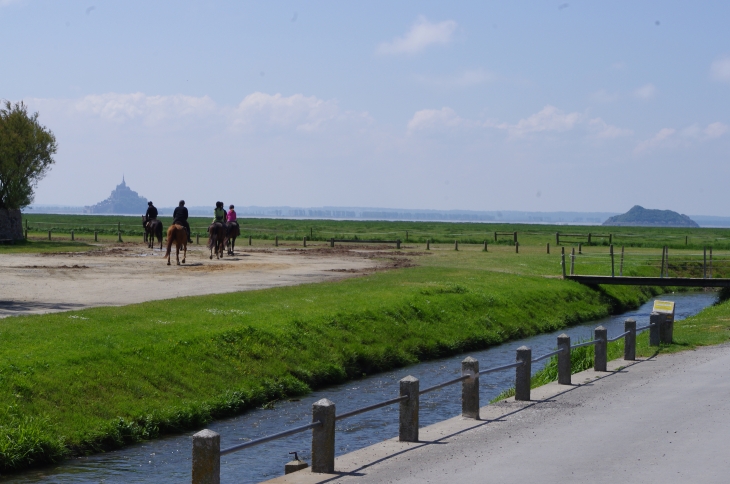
[565,275,730,288]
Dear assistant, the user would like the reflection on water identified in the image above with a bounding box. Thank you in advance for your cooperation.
[3,292,717,484]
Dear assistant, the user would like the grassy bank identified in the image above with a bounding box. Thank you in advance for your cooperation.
[0,262,656,472]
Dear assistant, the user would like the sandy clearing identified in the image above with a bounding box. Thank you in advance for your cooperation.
[0,244,391,317]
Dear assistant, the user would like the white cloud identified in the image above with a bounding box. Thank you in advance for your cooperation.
[416,69,495,88]
[407,104,631,141]
[633,83,656,100]
[407,107,466,133]
[68,92,217,125]
[377,16,457,55]
[636,122,729,153]
[634,127,675,153]
[231,92,341,132]
[587,118,633,139]
[704,121,729,139]
[710,56,730,82]
[500,105,582,137]
[30,91,365,134]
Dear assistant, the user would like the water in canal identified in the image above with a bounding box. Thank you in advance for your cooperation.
[3,292,717,484]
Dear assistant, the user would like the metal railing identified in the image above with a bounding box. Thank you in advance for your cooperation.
[191,313,674,483]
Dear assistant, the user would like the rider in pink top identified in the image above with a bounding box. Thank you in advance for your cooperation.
[227,205,237,222]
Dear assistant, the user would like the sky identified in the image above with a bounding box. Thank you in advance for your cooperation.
[2,1,729,215]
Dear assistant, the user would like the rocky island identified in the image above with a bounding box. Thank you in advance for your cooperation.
[603,205,699,228]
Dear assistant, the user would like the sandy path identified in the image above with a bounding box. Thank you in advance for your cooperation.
[0,244,383,317]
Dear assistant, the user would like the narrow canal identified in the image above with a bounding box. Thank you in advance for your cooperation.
[3,292,717,484]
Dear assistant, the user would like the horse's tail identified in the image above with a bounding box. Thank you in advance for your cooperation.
[207,224,217,249]
[164,226,175,258]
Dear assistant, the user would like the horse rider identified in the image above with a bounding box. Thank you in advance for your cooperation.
[173,200,193,243]
[144,201,158,229]
[213,201,227,225]
[226,204,239,236]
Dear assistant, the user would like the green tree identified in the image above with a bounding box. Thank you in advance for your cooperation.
[0,101,57,209]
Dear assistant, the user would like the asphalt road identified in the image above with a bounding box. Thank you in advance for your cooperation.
[267,344,730,483]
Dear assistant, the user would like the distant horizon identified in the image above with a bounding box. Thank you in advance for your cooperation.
[23,203,730,228]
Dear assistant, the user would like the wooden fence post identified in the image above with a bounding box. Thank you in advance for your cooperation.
[578,242,582,255]
[454,240,458,251]
[620,246,624,276]
[546,242,550,254]
[660,246,666,278]
[483,240,487,252]
[311,399,336,473]
[303,236,307,247]
[191,429,220,484]
[515,241,519,254]
[588,233,592,244]
[556,232,560,245]
[710,247,713,278]
[570,248,575,275]
[557,334,571,385]
[513,232,517,246]
[399,376,419,442]
[610,244,614,277]
[426,239,430,250]
[48,230,51,240]
[515,347,531,401]
[94,231,98,242]
[461,357,479,419]
[561,247,566,278]
[594,326,607,372]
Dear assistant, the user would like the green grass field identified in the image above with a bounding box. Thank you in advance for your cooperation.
[20,213,730,249]
[3,216,730,473]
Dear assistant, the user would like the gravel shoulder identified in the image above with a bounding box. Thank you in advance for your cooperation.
[0,244,400,317]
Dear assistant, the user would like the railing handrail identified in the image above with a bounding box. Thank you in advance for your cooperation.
[419,374,470,395]
[571,338,601,349]
[531,348,564,363]
[220,420,322,456]
[479,360,523,375]
[205,323,657,474]
[335,395,408,421]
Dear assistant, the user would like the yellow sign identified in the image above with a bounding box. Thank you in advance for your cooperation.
[653,300,675,314]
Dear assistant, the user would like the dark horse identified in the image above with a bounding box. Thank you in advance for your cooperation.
[142,215,164,249]
[225,222,240,255]
[207,222,227,259]
[164,224,187,265]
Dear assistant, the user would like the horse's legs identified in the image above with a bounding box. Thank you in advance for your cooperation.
[182,242,187,264]
[176,243,180,265]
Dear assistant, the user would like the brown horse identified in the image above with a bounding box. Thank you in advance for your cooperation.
[226,222,240,255]
[164,224,187,265]
[207,222,227,259]
[142,215,164,250]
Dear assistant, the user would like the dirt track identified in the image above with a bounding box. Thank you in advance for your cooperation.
[0,243,410,317]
